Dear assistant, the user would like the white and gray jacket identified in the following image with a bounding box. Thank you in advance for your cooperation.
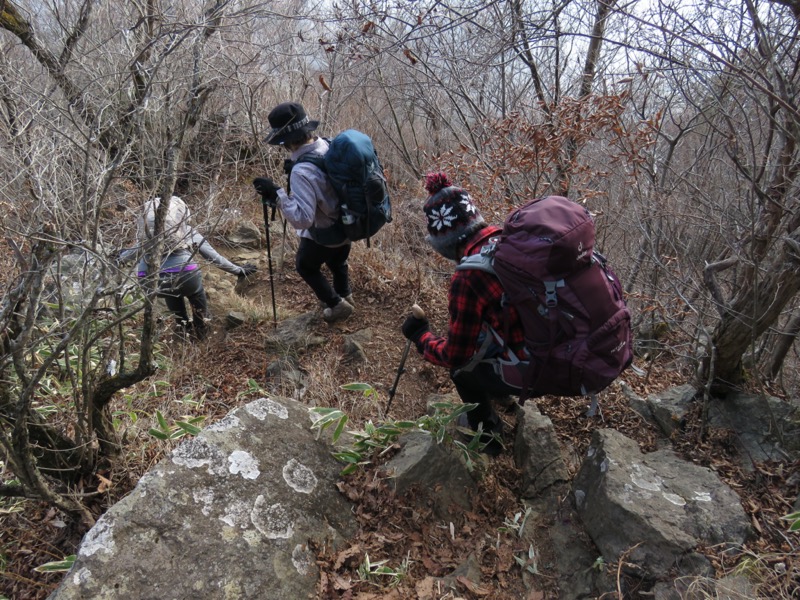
[119,196,244,276]
[275,138,348,247]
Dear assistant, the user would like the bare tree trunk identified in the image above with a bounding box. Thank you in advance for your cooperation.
[509,0,550,108]
[766,307,800,379]
[556,0,617,195]
[707,248,800,388]
[0,0,96,124]
[700,0,800,392]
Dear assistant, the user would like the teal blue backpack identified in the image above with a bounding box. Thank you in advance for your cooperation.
[298,129,392,245]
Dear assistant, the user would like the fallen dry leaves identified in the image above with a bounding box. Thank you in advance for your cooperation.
[2,234,799,599]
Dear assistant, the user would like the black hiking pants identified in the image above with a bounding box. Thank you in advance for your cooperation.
[296,237,352,307]
[158,268,210,339]
[451,362,520,432]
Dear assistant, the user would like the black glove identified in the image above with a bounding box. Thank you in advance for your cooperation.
[238,263,258,279]
[402,314,430,344]
[253,177,280,205]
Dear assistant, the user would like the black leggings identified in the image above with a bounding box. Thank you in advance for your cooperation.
[295,237,351,307]
[158,269,210,337]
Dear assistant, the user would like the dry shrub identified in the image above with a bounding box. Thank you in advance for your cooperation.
[675,548,799,599]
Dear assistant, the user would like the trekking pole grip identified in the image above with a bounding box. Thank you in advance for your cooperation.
[411,304,425,320]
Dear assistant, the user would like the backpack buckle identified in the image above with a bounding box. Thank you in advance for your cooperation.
[480,240,498,257]
[544,280,565,307]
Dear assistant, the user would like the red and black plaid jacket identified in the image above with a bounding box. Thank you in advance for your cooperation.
[417,226,525,370]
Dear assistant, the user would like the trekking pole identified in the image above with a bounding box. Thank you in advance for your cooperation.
[280,159,292,268]
[386,304,425,416]
[260,196,278,328]
[279,217,288,269]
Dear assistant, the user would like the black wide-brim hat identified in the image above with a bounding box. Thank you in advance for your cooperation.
[264,102,320,146]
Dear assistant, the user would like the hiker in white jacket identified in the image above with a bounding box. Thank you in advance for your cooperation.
[119,195,256,340]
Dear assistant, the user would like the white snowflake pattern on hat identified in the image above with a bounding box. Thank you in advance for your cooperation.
[428,205,457,231]
[459,195,477,214]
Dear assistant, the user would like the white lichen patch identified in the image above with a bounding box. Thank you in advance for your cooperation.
[80,517,115,557]
[630,473,662,492]
[629,463,662,492]
[193,488,215,516]
[622,482,652,503]
[229,450,260,480]
[72,567,92,585]
[205,414,241,432]
[134,469,168,498]
[220,498,252,528]
[171,438,227,476]
[251,495,295,539]
[693,491,713,502]
[292,544,313,575]
[282,459,317,493]
[247,397,289,420]
[662,492,687,506]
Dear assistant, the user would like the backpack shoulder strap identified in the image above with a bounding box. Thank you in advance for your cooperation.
[455,242,498,274]
[455,252,494,274]
[295,151,326,172]
[455,242,516,355]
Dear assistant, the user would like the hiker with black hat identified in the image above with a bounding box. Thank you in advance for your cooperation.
[400,172,526,456]
[119,195,257,340]
[252,102,354,323]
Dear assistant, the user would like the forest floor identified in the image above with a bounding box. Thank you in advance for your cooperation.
[1,221,798,599]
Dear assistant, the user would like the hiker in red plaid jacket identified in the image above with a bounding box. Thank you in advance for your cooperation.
[401,172,526,456]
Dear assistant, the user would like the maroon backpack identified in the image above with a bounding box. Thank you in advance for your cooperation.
[457,195,632,400]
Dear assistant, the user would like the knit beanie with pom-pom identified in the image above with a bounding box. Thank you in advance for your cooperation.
[422,172,486,260]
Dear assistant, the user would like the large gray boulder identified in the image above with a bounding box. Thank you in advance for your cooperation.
[48,396,356,600]
[573,428,751,579]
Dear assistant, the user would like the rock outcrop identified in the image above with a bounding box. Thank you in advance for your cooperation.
[49,396,355,600]
[573,428,752,579]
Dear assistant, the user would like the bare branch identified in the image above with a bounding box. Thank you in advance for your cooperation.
[703,257,739,317]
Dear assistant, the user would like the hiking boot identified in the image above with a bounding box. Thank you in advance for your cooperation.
[322,298,354,323]
[481,434,504,457]
[455,413,504,456]
[494,395,519,414]
[319,295,354,310]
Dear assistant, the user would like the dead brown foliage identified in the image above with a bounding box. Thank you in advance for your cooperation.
[1,198,798,600]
